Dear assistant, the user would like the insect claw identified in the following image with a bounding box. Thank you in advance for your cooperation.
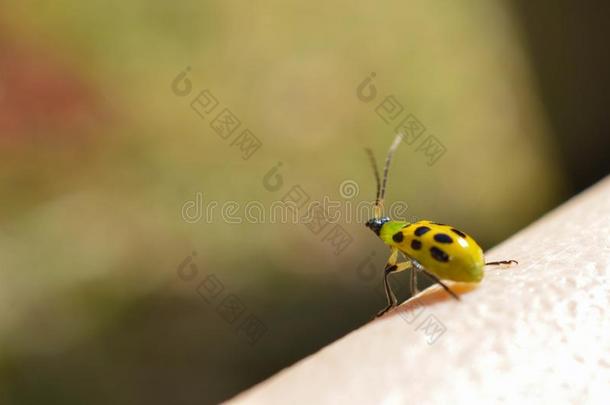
[375,304,395,318]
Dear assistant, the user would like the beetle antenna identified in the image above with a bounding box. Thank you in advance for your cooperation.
[365,148,382,218]
[379,133,403,211]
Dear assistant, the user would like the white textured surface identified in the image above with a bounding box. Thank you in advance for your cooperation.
[229,176,610,405]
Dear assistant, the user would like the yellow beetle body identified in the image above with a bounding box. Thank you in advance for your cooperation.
[362,134,516,316]
[378,220,485,283]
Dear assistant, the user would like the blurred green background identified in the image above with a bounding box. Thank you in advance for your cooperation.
[1,1,608,404]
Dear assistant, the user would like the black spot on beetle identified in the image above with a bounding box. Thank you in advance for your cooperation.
[451,228,466,238]
[430,246,449,262]
[434,233,453,244]
[411,239,422,250]
[414,226,431,236]
[430,222,447,226]
[392,232,404,243]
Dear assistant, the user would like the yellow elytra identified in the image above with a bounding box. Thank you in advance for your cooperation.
[364,134,517,317]
[380,220,485,282]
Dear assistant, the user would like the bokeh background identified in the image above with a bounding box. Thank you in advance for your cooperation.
[1,1,609,404]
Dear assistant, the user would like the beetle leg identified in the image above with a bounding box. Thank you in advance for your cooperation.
[410,266,419,298]
[486,259,518,267]
[376,249,413,317]
[421,270,460,301]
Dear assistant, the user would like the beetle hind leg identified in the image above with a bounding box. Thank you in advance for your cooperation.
[421,270,460,301]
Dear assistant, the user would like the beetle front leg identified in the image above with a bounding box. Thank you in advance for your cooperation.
[376,248,413,318]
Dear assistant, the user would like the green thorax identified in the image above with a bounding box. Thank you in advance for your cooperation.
[379,220,408,245]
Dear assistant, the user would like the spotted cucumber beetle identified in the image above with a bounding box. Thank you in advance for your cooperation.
[365,134,517,317]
